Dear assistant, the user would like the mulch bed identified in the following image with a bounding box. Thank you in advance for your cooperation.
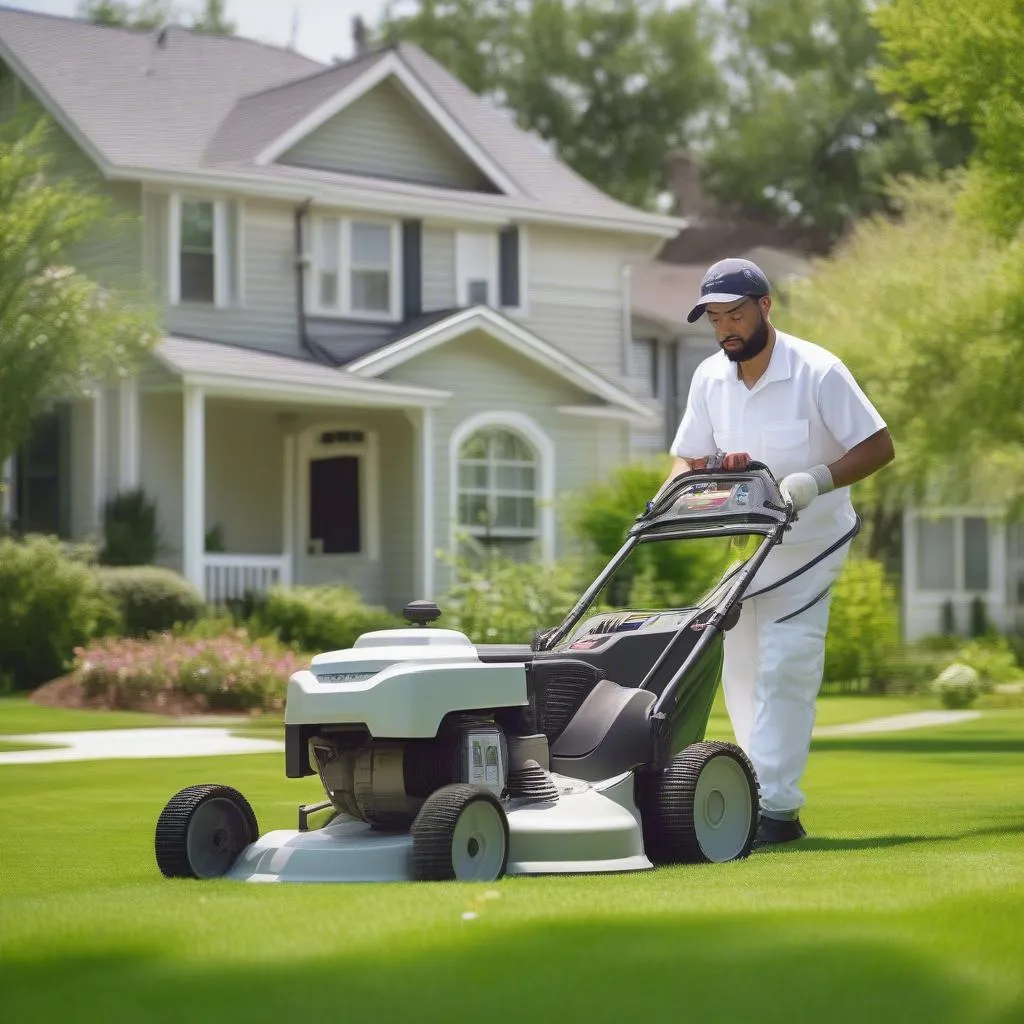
[29,675,219,717]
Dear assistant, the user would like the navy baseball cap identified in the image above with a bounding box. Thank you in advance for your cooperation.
[686,258,771,323]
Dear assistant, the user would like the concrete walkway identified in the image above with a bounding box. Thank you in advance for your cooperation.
[813,710,981,737]
[0,710,983,765]
[0,727,284,765]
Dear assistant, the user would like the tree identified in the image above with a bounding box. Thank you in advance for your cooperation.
[778,173,1024,564]
[78,0,177,28]
[694,0,973,249]
[78,0,236,34]
[871,0,1024,235]
[0,116,160,470]
[375,0,722,210]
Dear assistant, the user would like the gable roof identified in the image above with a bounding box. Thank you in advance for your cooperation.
[342,305,657,420]
[0,6,684,239]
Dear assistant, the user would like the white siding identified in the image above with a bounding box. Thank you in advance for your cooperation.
[385,329,630,588]
[146,195,302,354]
[278,78,494,192]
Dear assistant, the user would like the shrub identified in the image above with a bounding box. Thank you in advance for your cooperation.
[100,488,161,565]
[932,662,980,709]
[73,631,306,712]
[91,566,205,637]
[247,585,403,652]
[823,557,901,691]
[439,551,583,644]
[948,634,1022,693]
[568,460,731,607]
[0,534,120,690]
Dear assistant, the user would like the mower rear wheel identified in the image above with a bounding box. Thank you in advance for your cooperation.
[155,784,259,879]
[639,742,759,864]
[411,784,510,882]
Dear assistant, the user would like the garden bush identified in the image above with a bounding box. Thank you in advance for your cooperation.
[73,630,306,712]
[822,556,901,692]
[91,565,205,638]
[932,662,981,709]
[247,585,403,652]
[439,550,583,644]
[948,634,1023,693]
[0,534,120,690]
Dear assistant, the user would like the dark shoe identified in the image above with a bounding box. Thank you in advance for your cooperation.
[754,815,807,848]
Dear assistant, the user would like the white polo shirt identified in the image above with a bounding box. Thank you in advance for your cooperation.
[670,330,887,545]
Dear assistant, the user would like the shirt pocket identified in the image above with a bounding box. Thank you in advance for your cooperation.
[760,419,809,475]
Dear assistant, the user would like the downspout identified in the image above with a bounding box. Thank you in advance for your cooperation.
[294,197,331,364]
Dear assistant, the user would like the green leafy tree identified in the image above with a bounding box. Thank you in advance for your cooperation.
[78,0,177,28]
[872,0,1024,235]
[0,117,160,469]
[376,0,722,210]
[779,173,1024,564]
[78,0,236,34]
[695,0,973,248]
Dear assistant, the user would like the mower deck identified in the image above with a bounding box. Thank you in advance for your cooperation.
[227,772,651,883]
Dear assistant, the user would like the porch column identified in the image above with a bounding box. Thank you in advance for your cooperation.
[118,376,140,490]
[92,386,107,531]
[281,431,296,586]
[421,407,436,600]
[183,384,205,595]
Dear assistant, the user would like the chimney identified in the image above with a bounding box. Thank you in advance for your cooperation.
[352,15,369,55]
[665,148,718,224]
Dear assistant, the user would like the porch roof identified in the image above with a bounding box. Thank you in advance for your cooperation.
[153,335,451,407]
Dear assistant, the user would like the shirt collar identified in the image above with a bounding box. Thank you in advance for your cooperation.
[709,330,793,388]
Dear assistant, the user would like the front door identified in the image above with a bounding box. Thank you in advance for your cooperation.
[296,426,379,590]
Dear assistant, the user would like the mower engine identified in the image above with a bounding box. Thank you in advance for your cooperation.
[284,620,552,831]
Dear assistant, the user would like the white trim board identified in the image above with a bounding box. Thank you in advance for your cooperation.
[254,51,522,199]
[343,306,656,419]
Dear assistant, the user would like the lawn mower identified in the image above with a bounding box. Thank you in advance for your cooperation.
[154,461,811,884]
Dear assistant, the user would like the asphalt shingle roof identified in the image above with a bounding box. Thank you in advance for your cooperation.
[0,5,678,231]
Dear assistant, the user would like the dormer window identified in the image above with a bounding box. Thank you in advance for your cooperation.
[310,215,401,321]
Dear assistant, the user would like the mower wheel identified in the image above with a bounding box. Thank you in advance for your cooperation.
[639,741,759,865]
[411,784,510,882]
[155,784,259,879]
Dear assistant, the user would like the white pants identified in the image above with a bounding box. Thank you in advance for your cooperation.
[722,537,849,820]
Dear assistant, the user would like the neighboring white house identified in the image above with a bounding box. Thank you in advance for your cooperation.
[0,8,690,610]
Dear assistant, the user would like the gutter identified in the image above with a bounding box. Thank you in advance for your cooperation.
[293,197,333,365]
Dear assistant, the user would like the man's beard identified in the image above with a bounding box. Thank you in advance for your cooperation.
[721,315,770,363]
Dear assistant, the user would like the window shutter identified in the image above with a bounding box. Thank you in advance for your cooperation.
[499,226,520,308]
[402,220,422,320]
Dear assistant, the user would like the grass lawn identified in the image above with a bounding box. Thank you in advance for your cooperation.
[0,696,1022,1024]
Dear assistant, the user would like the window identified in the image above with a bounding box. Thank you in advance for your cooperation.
[311,217,399,320]
[963,517,990,591]
[456,226,525,312]
[167,194,238,308]
[915,514,991,592]
[457,428,538,540]
[916,517,956,590]
[180,200,215,304]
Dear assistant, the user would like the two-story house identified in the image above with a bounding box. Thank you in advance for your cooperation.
[0,7,689,610]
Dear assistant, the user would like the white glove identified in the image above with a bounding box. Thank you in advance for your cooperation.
[780,465,834,511]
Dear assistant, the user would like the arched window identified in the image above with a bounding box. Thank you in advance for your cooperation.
[456,427,538,550]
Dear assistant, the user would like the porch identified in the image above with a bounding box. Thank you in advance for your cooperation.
[95,337,450,608]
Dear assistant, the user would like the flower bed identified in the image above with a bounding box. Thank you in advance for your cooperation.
[72,630,307,714]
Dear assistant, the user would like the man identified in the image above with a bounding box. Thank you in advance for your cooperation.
[666,257,894,847]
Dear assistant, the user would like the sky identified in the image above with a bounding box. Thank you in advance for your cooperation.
[2,0,392,63]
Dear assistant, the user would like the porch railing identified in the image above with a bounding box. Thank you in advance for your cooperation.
[203,554,291,605]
